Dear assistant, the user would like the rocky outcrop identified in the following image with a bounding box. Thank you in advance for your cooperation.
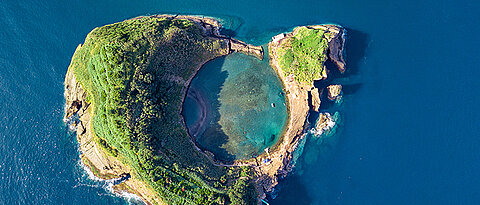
[313,113,336,136]
[253,24,346,200]
[64,65,126,179]
[229,39,264,60]
[65,15,268,205]
[327,84,342,101]
[310,88,322,112]
[154,14,264,60]
[65,14,345,205]
[308,25,346,73]
[327,27,346,73]
[64,67,166,205]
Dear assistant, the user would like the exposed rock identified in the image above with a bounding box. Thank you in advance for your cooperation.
[327,27,346,73]
[64,69,85,119]
[64,66,165,205]
[308,25,346,73]
[229,38,264,60]
[313,113,336,136]
[272,33,285,43]
[310,88,321,112]
[255,24,346,199]
[327,84,342,101]
[65,15,346,204]
[64,67,125,178]
[77,121,85,135]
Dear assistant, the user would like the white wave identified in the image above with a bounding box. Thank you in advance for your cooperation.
[110,188,145,205]
[310,113,336,137]
[76,158,145,204]
[77,158,103,182]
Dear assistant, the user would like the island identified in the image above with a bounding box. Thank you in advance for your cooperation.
[64,15,345,205]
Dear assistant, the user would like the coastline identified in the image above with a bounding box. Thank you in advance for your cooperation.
[64,14,265,205]
[64,14,346,204]
[251,24,346,197]
[64,64,165,205]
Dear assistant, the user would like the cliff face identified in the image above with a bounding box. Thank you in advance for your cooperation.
[155,14,264,60]
[253,25,346,197]
[65,15,266,205]
[64,67,166,205]
[326,26,346,73]
[65,14,345,204]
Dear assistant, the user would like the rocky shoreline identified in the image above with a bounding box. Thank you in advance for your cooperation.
[64,63,166,205]
[64,15,266,205]
[251,25,346,198]
[64,15,345,205]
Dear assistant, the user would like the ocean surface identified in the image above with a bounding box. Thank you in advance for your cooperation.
[1,0,479,204]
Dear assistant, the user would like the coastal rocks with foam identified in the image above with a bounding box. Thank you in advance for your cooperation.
[65,15,270,205]
[255,24,346,199]
[312,112,336,136]
[64,66,164,205]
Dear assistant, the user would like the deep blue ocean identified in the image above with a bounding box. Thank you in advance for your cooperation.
[1,0,479,204]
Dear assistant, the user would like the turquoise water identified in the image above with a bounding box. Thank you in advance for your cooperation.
[1,0,480,204]
[183,52,287,161]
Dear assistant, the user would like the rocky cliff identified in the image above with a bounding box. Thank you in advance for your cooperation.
[64,14,346,205]
[64,15,267,205]
[252,24,346,199]
[64,66,166,205]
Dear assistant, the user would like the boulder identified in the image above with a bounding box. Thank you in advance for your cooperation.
[327,84,342,101]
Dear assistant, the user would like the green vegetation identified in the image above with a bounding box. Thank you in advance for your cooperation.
[68,16,256,204]
[276,27,330,83]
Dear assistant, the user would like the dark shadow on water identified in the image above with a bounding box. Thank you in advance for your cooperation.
[344,28,369,76]
[342,83,362,96]
[268,175,313,205]
[313,28,369,110]
[182,56,238,162]
[308,111,320,125]
[219,28,237,38]
[271,27,370,204]
[216,14,245,38]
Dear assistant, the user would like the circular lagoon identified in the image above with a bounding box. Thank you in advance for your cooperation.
[182,52,288,161]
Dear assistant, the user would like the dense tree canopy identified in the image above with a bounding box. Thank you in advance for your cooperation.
[276,27,331,83]
[69,16,256,204]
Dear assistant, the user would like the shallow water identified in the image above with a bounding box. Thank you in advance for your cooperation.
[1,0,479,204]
[183,52,287,161]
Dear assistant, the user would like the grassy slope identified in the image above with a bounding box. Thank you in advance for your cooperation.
[276,27,331,83]
[68,16,256,205]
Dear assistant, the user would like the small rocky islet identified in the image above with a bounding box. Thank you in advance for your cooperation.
[64,14,346,205]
